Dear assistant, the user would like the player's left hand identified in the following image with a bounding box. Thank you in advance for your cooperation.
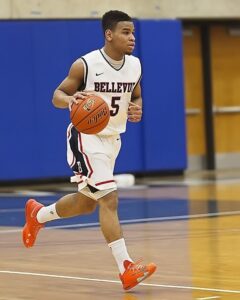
[128,102,142,122]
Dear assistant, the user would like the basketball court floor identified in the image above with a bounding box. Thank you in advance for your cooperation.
[0,171,239,300]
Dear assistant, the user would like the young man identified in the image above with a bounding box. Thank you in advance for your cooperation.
[22,10,156,290]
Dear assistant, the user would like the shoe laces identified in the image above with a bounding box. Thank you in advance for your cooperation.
[128,258,146,272]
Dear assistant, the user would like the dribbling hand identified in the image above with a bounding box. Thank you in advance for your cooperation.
[68,92,88,111]
[128,102,142,122]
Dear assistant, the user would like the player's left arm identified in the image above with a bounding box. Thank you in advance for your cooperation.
[128,82,143,122]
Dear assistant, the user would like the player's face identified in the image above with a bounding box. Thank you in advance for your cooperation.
[110,21,135,55]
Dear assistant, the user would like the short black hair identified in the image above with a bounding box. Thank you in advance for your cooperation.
[102,10,132,32]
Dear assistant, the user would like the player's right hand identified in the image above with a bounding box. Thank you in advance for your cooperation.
[68,92,88,111]
[73,91,88,100]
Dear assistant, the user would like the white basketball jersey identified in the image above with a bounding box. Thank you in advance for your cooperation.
[81,49,141,136]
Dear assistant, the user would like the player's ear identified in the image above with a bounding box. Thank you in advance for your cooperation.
[105,29,113,42]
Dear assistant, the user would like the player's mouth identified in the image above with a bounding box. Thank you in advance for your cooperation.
[128,44,135,50]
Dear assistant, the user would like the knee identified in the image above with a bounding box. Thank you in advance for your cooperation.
[98,191,118,211]
[85,200,97,214]
[75,192,97,214]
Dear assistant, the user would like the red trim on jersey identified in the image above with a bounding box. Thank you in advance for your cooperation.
[95,180,115,186]
[67,124,73,138]
[68,125,76,168]
[77,180,83,184]
[78,133,93,178]
[70,156,76,168]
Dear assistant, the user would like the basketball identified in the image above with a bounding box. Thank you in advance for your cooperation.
[70,94,110,134]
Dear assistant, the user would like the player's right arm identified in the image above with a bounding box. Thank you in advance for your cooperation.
[52,59,87,109]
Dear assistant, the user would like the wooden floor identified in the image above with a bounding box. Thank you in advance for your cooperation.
[0,173,240,300]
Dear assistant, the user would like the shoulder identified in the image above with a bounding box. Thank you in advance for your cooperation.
[67,58,85,80]
[70,58,84,73]
[71,49,100,71]
[126,54,141,64]
[125,55,141,69]
[81,49,101,61]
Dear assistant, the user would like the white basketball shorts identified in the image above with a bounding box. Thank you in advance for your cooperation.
[67,124,121,191]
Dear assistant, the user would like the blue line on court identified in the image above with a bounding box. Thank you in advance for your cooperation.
[0,195,189,227]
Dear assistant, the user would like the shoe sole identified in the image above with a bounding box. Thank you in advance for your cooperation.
[22,199,35,248]
[22,199,42,248]
[123,266,157,290]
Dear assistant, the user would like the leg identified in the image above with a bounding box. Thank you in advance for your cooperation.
[98,190,131,273]
[55,192,97,217]
[36,191,97,223]
[22,191,97,248]
[98,190,157,290]
[98,190,122,243]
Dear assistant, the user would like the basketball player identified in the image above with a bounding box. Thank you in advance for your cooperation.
[22,10,156,290]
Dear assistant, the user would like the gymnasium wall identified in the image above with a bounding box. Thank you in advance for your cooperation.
[0,19,186,180]
[1,0,239,19]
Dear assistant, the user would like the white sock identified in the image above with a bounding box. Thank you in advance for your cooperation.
[108,238,133,274]
[36,203,60,223]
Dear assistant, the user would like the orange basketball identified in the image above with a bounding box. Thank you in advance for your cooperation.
[70,94,110,134]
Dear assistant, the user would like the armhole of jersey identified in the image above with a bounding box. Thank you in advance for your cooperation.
[133,60,142,89]
[78,57,88,91]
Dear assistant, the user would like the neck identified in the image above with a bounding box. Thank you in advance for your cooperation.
[103,45,124,61]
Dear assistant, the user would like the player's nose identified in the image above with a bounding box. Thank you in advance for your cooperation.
[129,33,135,41]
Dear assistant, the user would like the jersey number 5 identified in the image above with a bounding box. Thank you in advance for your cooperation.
[110,96,120,116]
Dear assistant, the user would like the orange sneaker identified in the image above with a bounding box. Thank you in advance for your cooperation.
[119,259,157,290]
[22,199,44,248]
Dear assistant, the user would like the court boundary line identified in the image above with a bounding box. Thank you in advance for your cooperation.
[0,209,239,234]
[196,296,221,300]
[0,270,239,294]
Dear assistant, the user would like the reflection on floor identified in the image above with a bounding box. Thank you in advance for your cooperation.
[0,171,240,299]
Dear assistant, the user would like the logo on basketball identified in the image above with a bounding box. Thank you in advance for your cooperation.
[88,107,108,125]
[70,94,110,134]
[83,98,95,112]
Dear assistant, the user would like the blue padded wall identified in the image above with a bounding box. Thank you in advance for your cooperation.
[0,20,104,180]
[0,22,38,179]
[0,19,186,180]
[138,20,187,171]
